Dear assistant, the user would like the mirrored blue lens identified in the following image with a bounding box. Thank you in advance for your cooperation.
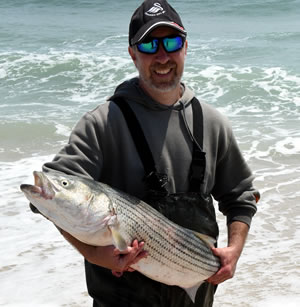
[137,39,159,54]
[163,36,183,52]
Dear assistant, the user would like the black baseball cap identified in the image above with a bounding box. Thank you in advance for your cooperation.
[129,0,187,46]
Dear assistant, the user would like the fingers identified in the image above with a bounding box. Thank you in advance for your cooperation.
[207,246,237,285]
[111,239,147,275]
[113,239,144,255]
[207,266,234,285]
[111,266,136,278]
[120,240,146,266]
[112,270,124,277]
[210,247,221,256]
[127,267,135,272]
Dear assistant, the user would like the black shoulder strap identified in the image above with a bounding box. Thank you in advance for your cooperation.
[113,97,155,176]
[191,97,204,150]
[113,97,168,193]
[113,96,205,193]
[189,98,206,192]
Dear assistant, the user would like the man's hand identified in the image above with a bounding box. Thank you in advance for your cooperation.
[207,221,249,285]
[110,240,147,277]
[60,229,147,276]
[206,246,239,285]
[88,239,147,276]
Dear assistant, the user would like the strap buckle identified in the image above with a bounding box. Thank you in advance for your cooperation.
[144,171,168,191]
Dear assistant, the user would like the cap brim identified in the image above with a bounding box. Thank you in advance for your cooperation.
[130,21,187,45]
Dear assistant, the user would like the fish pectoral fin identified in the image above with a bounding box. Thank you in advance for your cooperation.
[107,213,128,251]
[193,232,216,248]
[183,281,204,303]
[108,224,128,252]
[109,226,128,251]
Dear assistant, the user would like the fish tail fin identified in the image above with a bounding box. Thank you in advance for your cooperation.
[183,281,204,303]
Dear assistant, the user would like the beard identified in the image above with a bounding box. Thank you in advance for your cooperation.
[139,62,183,93]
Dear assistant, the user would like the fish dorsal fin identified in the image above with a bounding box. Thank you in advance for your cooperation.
[193,232,216,248]
[183,281,204,303]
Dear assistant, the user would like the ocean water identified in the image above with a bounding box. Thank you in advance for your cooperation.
[0,0,299,306]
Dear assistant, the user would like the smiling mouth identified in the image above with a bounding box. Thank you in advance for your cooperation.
[155,68,172,75]
[153,62,176,76]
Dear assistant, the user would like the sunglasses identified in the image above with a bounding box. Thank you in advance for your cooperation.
[136,35,186,54]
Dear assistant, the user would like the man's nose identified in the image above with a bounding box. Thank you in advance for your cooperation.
[155,43,170,64]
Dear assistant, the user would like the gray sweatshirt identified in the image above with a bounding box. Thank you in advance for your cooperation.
[44,77,258,226]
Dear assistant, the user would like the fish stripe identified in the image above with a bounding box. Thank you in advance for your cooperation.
[113,193,216,258]
[110,193,219,273]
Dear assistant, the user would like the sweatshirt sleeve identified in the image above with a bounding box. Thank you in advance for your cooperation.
[43,112,103,181]
[211,123,259,227]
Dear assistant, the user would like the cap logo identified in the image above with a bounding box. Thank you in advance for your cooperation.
[145,2,165,16]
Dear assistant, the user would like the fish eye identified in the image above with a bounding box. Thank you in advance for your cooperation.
[61,179,69,187]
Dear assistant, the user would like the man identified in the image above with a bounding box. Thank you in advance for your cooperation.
[42,0,259,306]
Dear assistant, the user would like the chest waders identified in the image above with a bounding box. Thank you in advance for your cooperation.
[85,98,219,307]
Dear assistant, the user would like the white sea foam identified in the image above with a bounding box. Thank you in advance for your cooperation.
[95,34,128,47]
[55,124,72,137]
[0,68,6,78]
[275,137,300,155]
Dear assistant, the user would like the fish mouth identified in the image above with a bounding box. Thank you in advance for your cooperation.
[20,171,55,200]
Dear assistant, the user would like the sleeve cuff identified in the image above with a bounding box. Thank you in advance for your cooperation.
[226,207,256,228]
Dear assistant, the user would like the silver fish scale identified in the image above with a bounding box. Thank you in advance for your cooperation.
[106,188,219,275]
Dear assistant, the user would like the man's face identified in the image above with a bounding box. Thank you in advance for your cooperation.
[129,27,187,95]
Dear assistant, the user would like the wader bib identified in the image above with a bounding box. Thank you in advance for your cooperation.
[85,98,219,307]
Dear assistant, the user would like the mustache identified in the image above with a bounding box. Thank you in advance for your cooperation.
[151,62,176,70]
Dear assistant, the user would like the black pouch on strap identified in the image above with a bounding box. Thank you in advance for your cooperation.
[146,192,219,239]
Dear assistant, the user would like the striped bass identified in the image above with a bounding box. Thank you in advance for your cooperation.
[20,170,220,302]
